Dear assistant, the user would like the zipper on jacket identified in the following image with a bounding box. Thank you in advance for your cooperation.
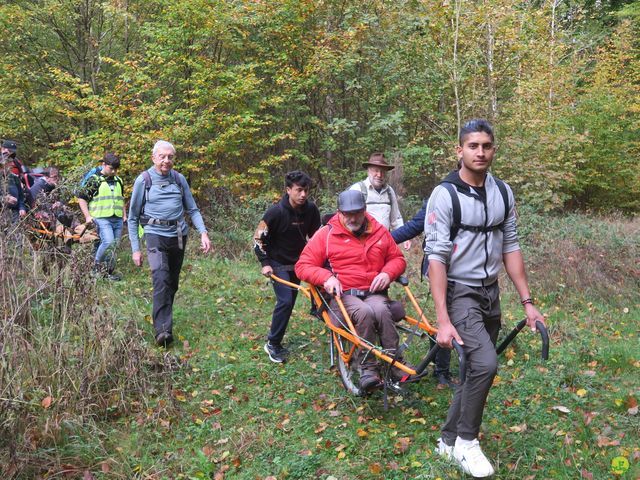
[481,189,490,287]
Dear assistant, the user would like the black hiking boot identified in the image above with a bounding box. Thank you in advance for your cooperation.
[435,371,458,389]
[156,332,174,347]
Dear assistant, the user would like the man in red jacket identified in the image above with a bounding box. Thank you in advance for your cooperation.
[295,190,406,391]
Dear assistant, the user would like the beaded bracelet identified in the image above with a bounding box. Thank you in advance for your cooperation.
[521,297,534,306]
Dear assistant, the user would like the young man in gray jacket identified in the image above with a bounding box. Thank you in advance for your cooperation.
[425,119,545,478]
[128,140,211,347]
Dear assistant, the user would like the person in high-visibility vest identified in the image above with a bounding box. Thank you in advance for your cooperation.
[77,153,126,280]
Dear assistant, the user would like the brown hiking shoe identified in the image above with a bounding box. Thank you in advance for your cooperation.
[359,367,382,391]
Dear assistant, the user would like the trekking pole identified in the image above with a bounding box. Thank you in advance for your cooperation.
[413,339,466,384]
[496,319,549,360]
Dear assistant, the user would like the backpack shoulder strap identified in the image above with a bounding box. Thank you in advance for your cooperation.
[358,181,368,203]
[441,181,461,241]
[171,170,187,209]
[388,185,400,219]
[142,170,152,189]
[495,179,509,223]
[141,171,152,212]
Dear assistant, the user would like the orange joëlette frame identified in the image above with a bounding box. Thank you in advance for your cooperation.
[28,220,92,244]
[269,274,439,377]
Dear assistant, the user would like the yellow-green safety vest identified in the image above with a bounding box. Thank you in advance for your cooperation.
[88,174,124,218]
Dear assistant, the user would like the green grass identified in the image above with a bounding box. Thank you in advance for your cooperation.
[2,211,639,479]
[38,247,635,480]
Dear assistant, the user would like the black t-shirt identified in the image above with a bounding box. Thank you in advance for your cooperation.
[473,184,487,202]
[256,195,321,266]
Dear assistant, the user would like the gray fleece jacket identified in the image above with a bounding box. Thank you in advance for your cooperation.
[424,171,520,287]
[127,167,207,253]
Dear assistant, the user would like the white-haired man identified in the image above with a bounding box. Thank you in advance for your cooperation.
[128,140,211,346]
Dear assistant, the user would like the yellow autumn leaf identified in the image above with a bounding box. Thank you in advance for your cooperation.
[337,451,346,459]
[357,428,368,437]
[509,423,527,433]
[576,388,587,397]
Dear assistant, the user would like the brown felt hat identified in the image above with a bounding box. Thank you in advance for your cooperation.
[362,152,394,170]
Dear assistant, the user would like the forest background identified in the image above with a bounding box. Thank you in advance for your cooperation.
[1,0,639,212]
[1,1,640,478]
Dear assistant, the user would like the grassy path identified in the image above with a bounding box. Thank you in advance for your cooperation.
[99,252,639,479]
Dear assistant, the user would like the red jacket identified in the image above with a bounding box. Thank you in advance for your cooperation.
[295,212,406,290]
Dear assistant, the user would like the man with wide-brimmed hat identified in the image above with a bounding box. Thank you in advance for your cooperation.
[349,153,410,249]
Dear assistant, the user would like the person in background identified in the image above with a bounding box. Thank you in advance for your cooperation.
[1,141,27,222]
[254,170,321,363]
[350,152,410,250]
[391,200,455,389]
[29,166,60,207]
[77,153,126,280]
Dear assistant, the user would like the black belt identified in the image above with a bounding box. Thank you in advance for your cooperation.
[343,288,387,298]
[140,216,179,226]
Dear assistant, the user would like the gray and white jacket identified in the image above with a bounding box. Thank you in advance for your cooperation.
[424,171,520,287]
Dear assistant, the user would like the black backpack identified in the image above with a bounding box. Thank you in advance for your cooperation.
[420,179,510,277]
[440,179,510,242]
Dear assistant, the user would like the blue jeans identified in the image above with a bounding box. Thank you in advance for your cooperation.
[94,216,123,272]
[267,262,300,346]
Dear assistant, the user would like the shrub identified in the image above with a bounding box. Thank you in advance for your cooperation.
[0,224,163,475]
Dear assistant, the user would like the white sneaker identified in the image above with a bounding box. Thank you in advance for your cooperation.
[436,438,454,460]
[453,437,495,478]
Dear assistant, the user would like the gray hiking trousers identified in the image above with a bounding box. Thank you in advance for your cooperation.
[441,281,501,445]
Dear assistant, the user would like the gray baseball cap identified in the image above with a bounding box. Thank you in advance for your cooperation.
[337,190,366,213]
[2,140,17,152]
